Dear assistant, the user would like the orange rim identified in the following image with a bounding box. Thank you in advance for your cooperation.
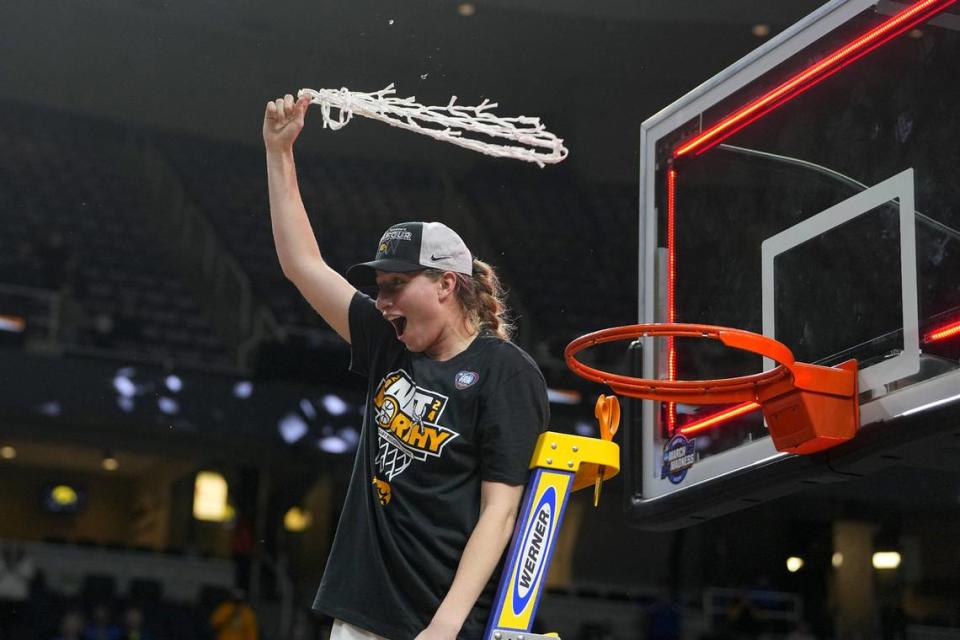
[564,323,795,404]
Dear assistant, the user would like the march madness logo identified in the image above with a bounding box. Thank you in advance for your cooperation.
[455,370,479,389]
[372,370,460,504]
[661,434,697,484]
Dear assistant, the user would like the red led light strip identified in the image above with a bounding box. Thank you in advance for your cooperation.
[664,0,958,434]
[666,168,678,432]
[679,402,760,436]
[673,0,959,158]
[924,320,960,343]
[666,168,677,327]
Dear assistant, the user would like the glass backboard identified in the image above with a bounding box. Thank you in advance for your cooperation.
[629,0,960,528]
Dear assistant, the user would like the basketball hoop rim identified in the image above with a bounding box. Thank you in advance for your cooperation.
[564,323,798,404]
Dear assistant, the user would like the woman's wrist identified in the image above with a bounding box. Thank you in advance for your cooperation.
[428,612,465,635]
[264,145,294,159]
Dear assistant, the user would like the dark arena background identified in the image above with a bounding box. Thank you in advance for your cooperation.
[1,0,959,639]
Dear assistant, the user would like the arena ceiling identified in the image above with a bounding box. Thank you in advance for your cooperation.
[95,0,827,31]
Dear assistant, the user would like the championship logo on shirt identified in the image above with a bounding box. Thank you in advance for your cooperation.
[454,370,479,389]
[371,370,460,504]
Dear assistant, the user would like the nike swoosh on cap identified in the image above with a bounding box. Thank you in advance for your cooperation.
[430,254,452,261]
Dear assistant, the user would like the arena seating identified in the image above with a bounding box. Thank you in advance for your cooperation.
[457,168,637,340]
[158,135,449,330]
[159,137,637,344]
[0,106,231,367]
[0,102,637,371]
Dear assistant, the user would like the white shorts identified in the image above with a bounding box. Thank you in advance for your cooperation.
[330,619,391,640]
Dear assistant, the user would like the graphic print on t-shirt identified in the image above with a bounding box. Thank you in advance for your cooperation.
[372,369,460,504]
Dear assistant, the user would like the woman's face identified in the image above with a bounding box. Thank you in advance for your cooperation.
[374,270,446,352]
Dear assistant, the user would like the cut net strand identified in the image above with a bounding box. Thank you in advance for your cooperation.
[298,84,569,167]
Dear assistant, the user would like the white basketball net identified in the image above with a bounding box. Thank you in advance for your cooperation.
[298,84,569,167]
[376,436,412,481]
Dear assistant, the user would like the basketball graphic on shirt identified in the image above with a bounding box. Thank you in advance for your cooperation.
[372,370,460,487]
[376,436,413,482]
[375,396,400,428]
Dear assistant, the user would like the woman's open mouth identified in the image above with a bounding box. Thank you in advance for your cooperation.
[389,316,407,338]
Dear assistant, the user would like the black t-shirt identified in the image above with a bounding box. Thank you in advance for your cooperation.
[313,292,549,640]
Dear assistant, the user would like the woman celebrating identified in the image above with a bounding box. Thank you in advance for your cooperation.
[263,94,549,640]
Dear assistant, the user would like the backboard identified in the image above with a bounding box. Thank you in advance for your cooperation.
[628,0,960,528]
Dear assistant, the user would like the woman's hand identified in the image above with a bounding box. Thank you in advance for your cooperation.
[263,93,311,154]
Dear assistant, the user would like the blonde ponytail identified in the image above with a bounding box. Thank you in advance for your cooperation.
[425,258,514,341]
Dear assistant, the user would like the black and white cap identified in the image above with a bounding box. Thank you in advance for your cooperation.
[346,221,473,287]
